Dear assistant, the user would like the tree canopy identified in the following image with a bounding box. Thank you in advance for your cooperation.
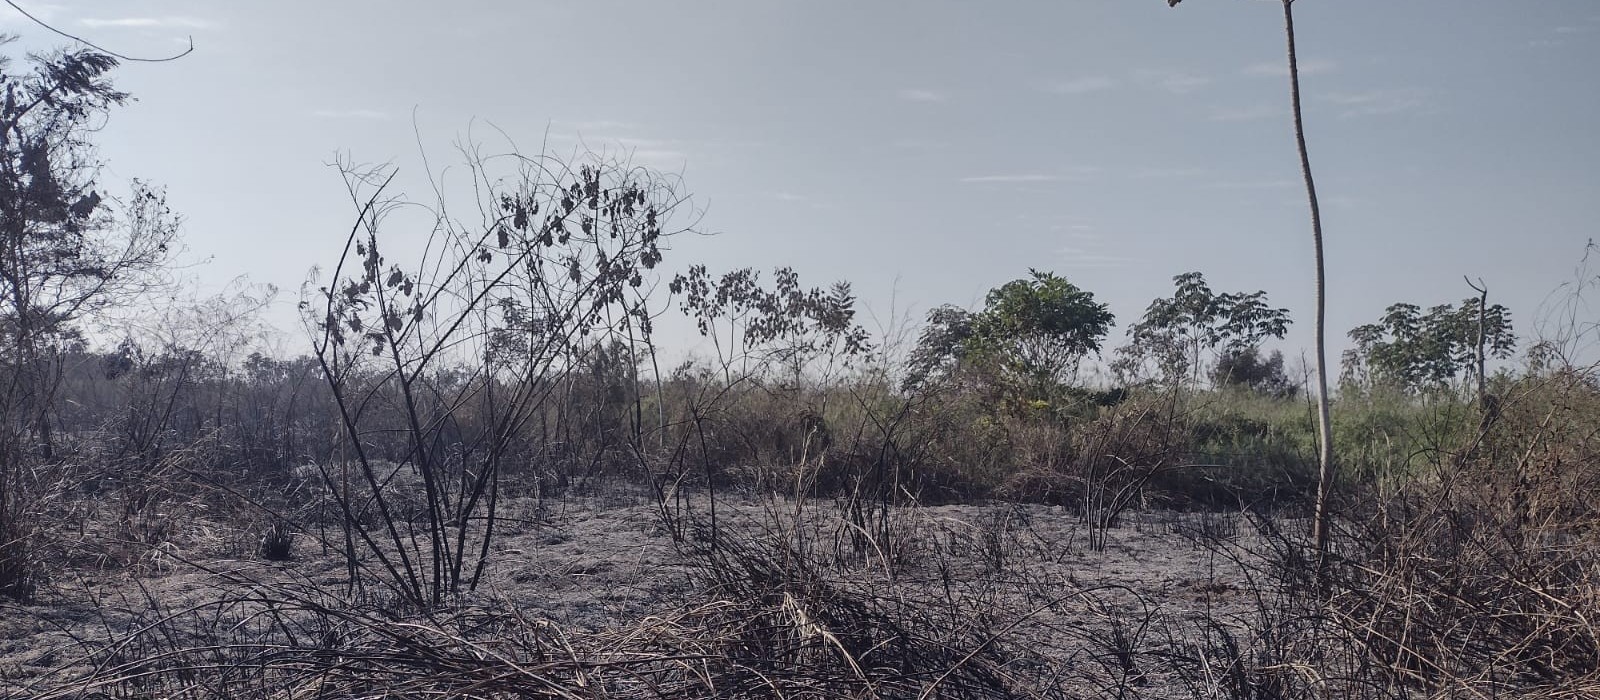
[1342,299,1514,393]
[1113,271,1291,387]
[905,269,1113,396]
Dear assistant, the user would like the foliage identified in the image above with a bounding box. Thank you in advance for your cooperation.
[902,304,976,391]
[974,270,1115,389]
[2,17,1594,697]
[670,265,870,379]
[905,270,1113,398]
[1114,271,1291,388]
[1341,298,1514,393]
[0,40,178,599]
[1211,347,1298,398]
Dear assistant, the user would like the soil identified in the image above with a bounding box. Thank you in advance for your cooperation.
[0,488,1276,698]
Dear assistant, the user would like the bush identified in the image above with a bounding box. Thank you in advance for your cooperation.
[1320,367,1600,693]
[258,520,294,561]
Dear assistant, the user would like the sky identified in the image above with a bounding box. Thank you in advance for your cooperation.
[3,0,1598,369]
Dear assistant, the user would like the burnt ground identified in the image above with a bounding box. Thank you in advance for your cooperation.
[0,489,1283,698]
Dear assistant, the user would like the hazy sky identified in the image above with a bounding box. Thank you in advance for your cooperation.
[4,1,1598,365]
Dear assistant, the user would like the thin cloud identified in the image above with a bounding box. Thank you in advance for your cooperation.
[1276,193,1361,209]
[629,149,689,166]
[1207,103,1282,122]
[1135,69,1212,94]
[1318,88,1428,118]
[80,16,213,29]
[311,109,391,120]
[960,166,1099,184]
[1534,21,1594,48]
[961,174,1061,183]
[0,3,63,25]
[1054,228,1101,242]
[574,120,636,131]
[1206,178,1297,190]
[774,192,807,202]
[1157,73,1212,94]
[1243,58,1336,77]
[1040,76,1116,95]
[1130,166,1211,179]
[1057,245,1140,269]
[896,88,949,103]
[612,136,684,152]
[551,131,692,167]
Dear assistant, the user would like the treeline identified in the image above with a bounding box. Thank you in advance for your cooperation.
[0,37,1548,604]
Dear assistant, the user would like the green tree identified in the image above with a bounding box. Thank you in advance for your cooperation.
[1342,299,1514,393]
[1211,347,1297,398]
[902,304,976,391]
[905,270,1113,398]
[1114,272,1291,387]
[973,270,1115,391]
[670,264,871,383]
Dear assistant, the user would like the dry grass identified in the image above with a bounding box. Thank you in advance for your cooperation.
[1312,367,1600,697]
[5,365,1600,699]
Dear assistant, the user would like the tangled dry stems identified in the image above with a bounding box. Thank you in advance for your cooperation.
[7,368,1600,698]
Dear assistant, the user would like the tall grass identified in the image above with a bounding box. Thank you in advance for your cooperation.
[7,273,1600,699]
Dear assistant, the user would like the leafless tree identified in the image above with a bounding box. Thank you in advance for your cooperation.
[305,140,694,606]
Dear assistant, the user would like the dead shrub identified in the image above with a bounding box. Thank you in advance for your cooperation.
[1322,368,1600,695]
[257,519,293,561]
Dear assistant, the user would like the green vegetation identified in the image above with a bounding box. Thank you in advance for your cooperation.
[1114,271,1294,389]
[1,25,1597,700]
[904,269,1112,399]
[1343,297,1516,393]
